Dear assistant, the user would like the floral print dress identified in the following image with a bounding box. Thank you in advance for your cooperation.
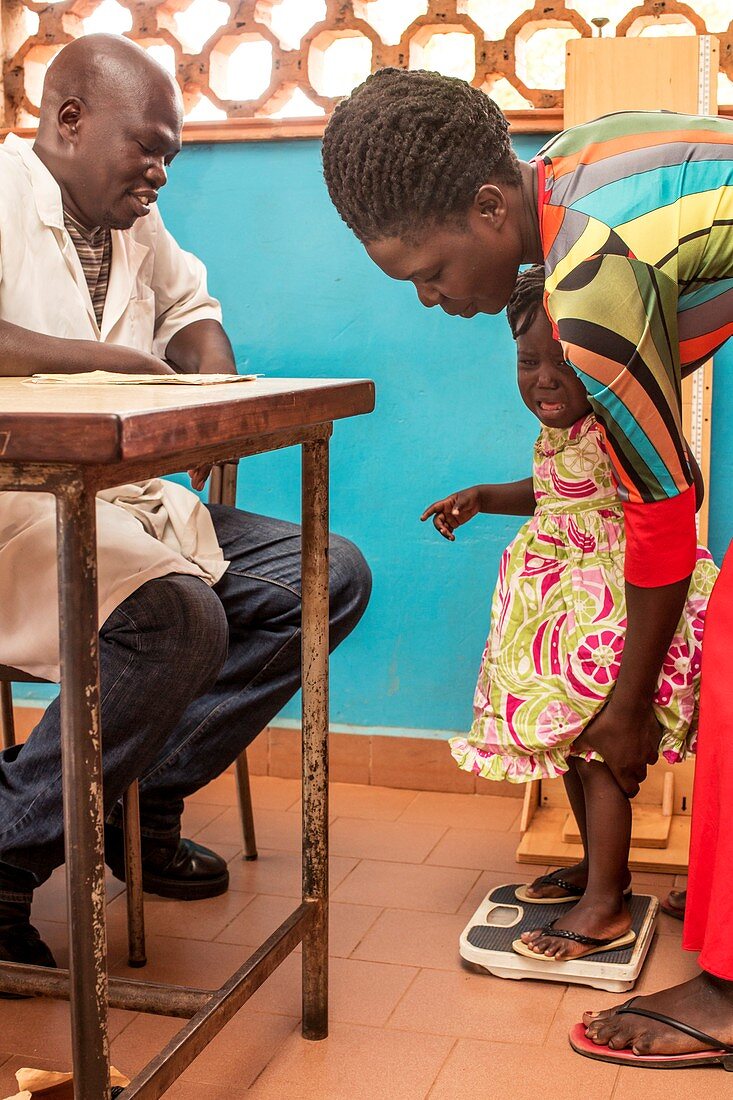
[450,414,718,784]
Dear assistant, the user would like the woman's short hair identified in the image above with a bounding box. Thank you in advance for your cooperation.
[322,67,521,243]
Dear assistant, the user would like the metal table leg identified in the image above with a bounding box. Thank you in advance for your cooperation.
[56,480,111,1099]
[300,433,330,1041]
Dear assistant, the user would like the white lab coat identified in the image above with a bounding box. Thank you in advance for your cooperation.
[0,134,229,681]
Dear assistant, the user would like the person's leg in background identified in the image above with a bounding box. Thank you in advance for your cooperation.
[581,544,733,1057]
[116,507,371,851]
[0,574,229,968]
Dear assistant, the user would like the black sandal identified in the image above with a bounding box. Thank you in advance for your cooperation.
[512,918,636,960]
[515,870,584,905]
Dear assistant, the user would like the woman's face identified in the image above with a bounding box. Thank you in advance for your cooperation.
[364,184,525,317]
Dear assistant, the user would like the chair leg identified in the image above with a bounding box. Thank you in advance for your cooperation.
[214,461,257,860]
[235,752,258,861]
[122,781,147,968]
[0,682,16,749]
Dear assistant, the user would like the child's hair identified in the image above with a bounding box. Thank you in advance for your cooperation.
[506,265,546,340]
[321,67,521,244]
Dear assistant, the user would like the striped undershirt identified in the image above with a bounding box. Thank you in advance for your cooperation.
[63,209,111,328]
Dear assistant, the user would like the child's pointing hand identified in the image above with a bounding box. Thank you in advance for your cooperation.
[420,488,483,540]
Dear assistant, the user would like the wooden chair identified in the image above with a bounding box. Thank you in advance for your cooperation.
[0,461,259,969]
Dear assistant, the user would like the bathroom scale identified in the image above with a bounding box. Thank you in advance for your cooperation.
[459,883,659,993]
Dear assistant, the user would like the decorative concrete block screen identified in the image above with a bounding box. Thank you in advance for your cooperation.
[1,0,732,137]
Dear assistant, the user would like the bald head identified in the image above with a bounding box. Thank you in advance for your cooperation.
[40,34,180,126]
[33,34,183,232]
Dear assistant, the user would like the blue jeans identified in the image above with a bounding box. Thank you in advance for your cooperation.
[0,506,371,902]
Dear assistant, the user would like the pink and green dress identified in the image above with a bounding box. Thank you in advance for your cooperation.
[450,414,718,783]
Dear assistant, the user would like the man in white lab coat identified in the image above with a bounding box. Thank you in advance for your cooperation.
[0,34,371,973]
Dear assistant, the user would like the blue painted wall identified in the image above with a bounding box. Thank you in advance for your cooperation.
[19,133,733,734]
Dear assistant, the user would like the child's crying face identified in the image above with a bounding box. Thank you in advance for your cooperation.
[516,309,592,429]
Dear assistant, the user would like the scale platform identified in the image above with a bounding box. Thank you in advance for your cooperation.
[460,884,659,993]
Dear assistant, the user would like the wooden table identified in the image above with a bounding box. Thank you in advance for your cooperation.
[0,376,375,1098]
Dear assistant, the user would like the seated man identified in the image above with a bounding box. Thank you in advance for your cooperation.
[0,33,371,970]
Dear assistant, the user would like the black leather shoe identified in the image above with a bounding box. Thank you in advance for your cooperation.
[0,899,57,999]
[105,829,229,900]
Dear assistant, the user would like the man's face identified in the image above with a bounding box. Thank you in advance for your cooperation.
[365,196,523,318]
[65,88,182,230]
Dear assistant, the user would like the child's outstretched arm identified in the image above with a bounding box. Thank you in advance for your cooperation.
[421,478,535,541]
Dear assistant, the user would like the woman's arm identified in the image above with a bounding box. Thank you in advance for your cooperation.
[552,256,697,794]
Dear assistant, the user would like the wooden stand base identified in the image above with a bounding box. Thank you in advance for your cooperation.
[516,758,694,875]
[516,806,691,875]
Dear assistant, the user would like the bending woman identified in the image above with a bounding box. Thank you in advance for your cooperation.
[322,68,733,1067]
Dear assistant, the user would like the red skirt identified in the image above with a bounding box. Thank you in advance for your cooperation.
[684,541,733,978]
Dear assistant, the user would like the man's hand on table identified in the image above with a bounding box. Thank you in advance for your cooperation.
[575,700,662,797]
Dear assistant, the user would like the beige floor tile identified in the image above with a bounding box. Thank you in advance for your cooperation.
[196,807,303,852]
[352,910,467,971]
[226,849,358,898]
[110,1008,297,1089]
[104,887,256,950]
[249,775,302,811]
[180,800,227,838]
[110,934,256,989]
[217,841,247,864]
[187,772,239,806]
[632,932,701,995]
[428,1036,619,1099]
[398,791,520,831]
[329,817,447,863]
[332,860,480,914]
[248,952,419,1028]
[247,1022,455,1100]
[426,826,528,875]
[387,969,564,1042]
[613,1063,730,1097]
[324,783,419,822]
[32,866,125,925]
[0,1004,135,1065]
[216,894,382,958]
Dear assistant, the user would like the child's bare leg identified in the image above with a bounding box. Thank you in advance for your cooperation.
[525,759,590,899]
[521,759,632,960]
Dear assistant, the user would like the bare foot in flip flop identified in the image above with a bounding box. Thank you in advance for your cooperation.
[520,863,632,903]
[521,862,589,901]
[518,895,633,960]
[581,973,733,1057]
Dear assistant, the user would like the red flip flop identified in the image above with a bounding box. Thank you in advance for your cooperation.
[569,1001,733,1070]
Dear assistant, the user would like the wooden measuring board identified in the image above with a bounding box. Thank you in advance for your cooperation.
[517,36,717,873]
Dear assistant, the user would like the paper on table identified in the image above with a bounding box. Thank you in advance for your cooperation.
[25,371,260,385]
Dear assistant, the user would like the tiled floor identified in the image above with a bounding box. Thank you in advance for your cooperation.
[0,774,713,1099]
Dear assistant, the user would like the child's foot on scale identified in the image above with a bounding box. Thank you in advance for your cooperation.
[524,862,632,901]
[523,862,589,900]
[520,896,632,961]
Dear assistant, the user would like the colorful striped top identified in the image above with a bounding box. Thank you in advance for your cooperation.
[534,110,733,586]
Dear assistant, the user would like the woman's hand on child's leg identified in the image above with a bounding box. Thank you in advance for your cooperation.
[420,487,483,540]
[576,702,662,797]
